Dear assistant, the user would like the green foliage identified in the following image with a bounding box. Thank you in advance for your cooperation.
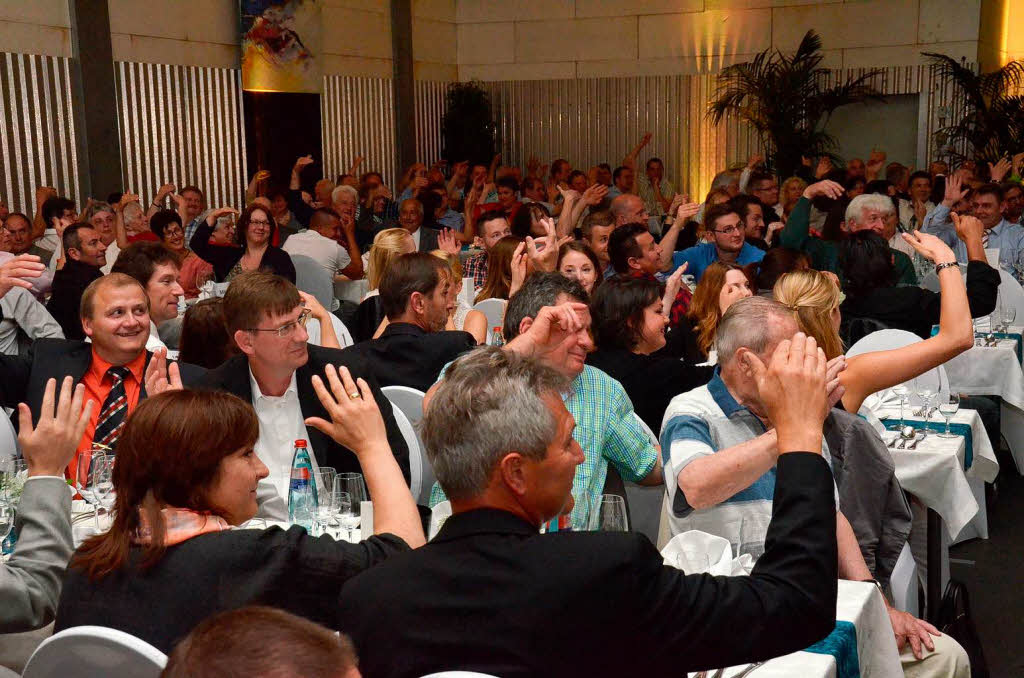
[441,81,496,166]
[708,30,883,179]
[924,53,1024,166]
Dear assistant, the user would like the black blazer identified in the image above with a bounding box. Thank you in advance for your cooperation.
[46,260,102,341]
[188,222,297,284]
[342,322,476,392]
[415,226,440,253]
[54,526,409,653]
[0,338,206,427]
[337,453,838,678]
[197,344,410,483]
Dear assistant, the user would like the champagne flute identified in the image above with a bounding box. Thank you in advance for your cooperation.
[76,453,102,530]
[938,393,961,438]
[589,494,629,532]
[336,473,366,541]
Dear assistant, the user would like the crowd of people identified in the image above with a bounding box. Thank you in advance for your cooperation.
[0,133,1020,677]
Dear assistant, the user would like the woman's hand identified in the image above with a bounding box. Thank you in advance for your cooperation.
[509,241,529,298]
[18,377,93,477]
[305,365,389,458]
[205,206,239,227]
[438,228,461,256]
[900,230,957,264]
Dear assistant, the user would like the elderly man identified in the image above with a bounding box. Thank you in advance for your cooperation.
[2,213,54,297]
[199,271,409,519]
[339,336,839,678]
[46,224,107,341]
[394,198,439,253]
[662,296,969,677]
[781,180,918,285]
[671,203,765,281]
[925,181,1024,267]
[430,272,662,529]
[462,210,511,292]
[342,253,475,392]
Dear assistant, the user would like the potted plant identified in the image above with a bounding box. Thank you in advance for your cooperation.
[441,81,497,167]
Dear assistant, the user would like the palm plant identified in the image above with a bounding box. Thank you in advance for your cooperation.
[924,53,1024,167]
[708,31,883,179]
[441,81,496,166]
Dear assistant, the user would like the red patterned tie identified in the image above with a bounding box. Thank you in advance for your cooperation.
[92,366,131,451]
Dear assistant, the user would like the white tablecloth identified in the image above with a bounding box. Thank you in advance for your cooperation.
[940,327,1024,473]
[686,581,901,678]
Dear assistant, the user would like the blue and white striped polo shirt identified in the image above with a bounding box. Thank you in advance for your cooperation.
[660,371,837,558]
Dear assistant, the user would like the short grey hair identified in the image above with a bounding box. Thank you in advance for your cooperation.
[711,170,738,190]
[331,184,358,205]
[715,296,795,366]
[503,272,587,341]
[85,201,114,220]
[845,193,894,226]
[423,347,570,501]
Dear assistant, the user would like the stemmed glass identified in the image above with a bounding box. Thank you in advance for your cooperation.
[92,455,116,530]
[76,452,109,531]
[914,375,937,422]
[589,494,629,532]
[938,393,961,438]
[1001,307,1016,334]
[335,473,367,541]
[891,384,911,430]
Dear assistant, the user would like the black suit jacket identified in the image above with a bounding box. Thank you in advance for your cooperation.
[342,322,476,392]
[416,226,440,253]
[55,526,409,654]
[0,338,206,427]
[337,453,838,678]
[197,344,410,483]
[45,260,102,341]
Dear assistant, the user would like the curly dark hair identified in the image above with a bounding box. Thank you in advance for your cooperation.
[589,275,663,351]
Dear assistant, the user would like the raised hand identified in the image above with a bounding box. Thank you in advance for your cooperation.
[17,377,93,477]
[298,290,328,321]
[802,180,844,201]
[292,155,315,174]
[144,348,183,396]
[746,153,765,169]
[453,160,469,179]
[950,211,984,246]
[156,183,177,199]
[35,186,57,207]
[815,156,833,179]
[351,155,365,170]
[0,254,45,299]
[437,228,460,256]
[117,193,141,211]
[675,200,701,222]
[509,241,529,297]
[662,264,686,316]
[639,131,652,148]
[304,365,388,456]
[251,171,270,184]
[505,302,589,362]
[525,217,558,273]
[205,206,239,226]
[866,150,886,179]
[581,183,608,206]
[988,157,1012,183]
[525,155,540,178]
[900,229,958,264]
[1013,152,1024,178]
[942,172,968,207]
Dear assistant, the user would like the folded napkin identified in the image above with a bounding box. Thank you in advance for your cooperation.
[428,501,452,540]
[860,389,901,422]
[661,530,755,576]
[805,621,860,678]
[882,419,973,469]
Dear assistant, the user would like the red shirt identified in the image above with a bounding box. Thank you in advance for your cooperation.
[128,231,159,243]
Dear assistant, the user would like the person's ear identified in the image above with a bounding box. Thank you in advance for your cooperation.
[81,314,94,339]
[234,329,255,357]
[735,348,754,378]
[66,247,81,262]
[409,291,426,316]
[517,315,534,337]
[498,453,528,497]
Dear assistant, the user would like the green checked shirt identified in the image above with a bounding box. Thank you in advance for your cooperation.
[429,365,659,530]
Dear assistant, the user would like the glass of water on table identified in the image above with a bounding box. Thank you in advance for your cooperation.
[336,473,367,541]
[938,393,961,438]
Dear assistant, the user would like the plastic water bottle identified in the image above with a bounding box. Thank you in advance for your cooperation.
[287,440,318,531]
[489,326,504,347]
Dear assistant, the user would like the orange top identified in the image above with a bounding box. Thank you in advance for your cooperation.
[68,349,147,481]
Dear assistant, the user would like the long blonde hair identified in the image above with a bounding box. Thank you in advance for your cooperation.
[367,228,412,290]
[773,269,844,359]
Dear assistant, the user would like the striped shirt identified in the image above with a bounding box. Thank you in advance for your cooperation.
[661,371,837,558]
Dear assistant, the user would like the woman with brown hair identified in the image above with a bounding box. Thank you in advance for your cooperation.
[474,235,524,303]
[557,240,603,296]
[686,261,754,362]
[177,298,238,369]
[189,204,296,284]
[54,369,424,653]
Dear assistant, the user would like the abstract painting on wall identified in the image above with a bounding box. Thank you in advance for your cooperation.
[240,0,321,93]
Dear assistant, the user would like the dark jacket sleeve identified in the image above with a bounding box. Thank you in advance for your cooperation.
[964,259,1000,319]
[266,247,297,284]
[287,189,315,228]
[893,250,919,286]
[189,221,242,281]
[0,346,33,409]
[635,452,838,672]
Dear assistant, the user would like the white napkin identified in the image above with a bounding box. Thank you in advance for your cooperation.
[198,280,229,300]
[661,530,755,576]
[428,500,452,540]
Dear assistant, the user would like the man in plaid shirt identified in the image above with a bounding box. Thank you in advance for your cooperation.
[464,209,512,293]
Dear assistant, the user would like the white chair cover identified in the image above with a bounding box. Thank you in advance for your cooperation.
[334,278,370,304]
[460,277,475,307]
[305,315,354,349]
[624,413,668,544]
[388,404,423,501]
[23,626,166,678]
[995,268,1024,320]
[381,386,434,505]
[845,329,949,405]
[0,414,19,460]
[890,542,919,617]
[471,298,507,334]
[291,254,335,311]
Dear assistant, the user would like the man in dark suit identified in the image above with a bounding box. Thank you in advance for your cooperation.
[199,271,410,520]
[46,223,107,340]
[397,198,440,252]
[0,271,205,478]
[343,252,476,392]
[337,322,839,678]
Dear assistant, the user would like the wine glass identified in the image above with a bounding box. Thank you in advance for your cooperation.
[914,375,937,422]
[1002,307,1016,334]
[891,384,911,430]
[336,473,366,541]
[938,393,961,438]
[589,494,629,532]
[0,459,25,546]
[76,452,106,530]
[91,455,116,531]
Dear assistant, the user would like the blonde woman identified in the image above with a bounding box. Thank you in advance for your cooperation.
[352,228,415,342]
[780,176,808,221]
[773,229,975,414]
[429,250,487,344]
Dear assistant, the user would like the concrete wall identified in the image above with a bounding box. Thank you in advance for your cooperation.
[457,0,984,80]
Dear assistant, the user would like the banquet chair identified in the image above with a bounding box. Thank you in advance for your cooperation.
[846,329,950,405]
[305,313,355,349]
[624,413,669,545]
[22,626,166,678]
[471,298,507,334]
[890,542,920,617]
[0,414,18,460]
[460,277,475,307]
[389,404,423,503]
[921,264,1024,320]
[381,386,434,505]
[291,254,335,311]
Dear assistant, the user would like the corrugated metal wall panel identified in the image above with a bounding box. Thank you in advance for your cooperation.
[322,75,397,188]
[114,61,246,210]
[0,52,81,215]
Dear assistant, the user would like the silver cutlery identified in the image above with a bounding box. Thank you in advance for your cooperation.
[896,438,907,449]
[907,434,923,450]
[732,662,765,677]
[711,669,726,678]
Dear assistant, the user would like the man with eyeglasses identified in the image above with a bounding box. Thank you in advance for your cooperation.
[670,204,765,282]
[200,271,410,519]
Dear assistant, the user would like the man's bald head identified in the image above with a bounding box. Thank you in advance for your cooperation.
[309,208,341,238]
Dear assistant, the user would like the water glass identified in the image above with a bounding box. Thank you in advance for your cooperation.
[335,473,366,540]
[589,494,629,532]
[891,384,911,429]
[92,455,116,530]
[76,453,109,530]
[0,458,26,506]
[0,501,13,543]
[1002,307,1016,333]
[914,376,937,420]
[938,393,961,438]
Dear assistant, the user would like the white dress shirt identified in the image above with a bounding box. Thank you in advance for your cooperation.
[249,369,319,520]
